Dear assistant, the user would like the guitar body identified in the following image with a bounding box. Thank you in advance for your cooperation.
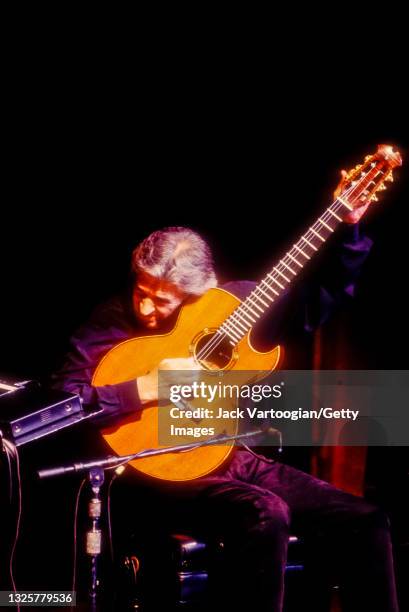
[92,287,281,481]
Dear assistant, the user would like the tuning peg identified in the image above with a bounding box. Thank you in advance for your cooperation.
[355,164,362,171]
[379,183,387,191]
[365,155,372,162]
[385,172,394,182]
[371,194,379,202]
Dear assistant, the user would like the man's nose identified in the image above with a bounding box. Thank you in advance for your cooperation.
[140,298,155,316]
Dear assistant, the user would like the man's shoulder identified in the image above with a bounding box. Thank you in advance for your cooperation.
[89,294,126,320]
[220,280,257,301]
[80,292,136,334]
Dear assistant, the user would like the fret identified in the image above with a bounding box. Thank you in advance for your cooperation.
[327,208,342,222]
[300,236,318,252]
[246,295,264,313]
[221,324,240,343]
[293,244,311,260]
[237,308,258,324]
[261,279,279,296]
[336,197,353,211]
[318,217,334,232]
[250,291,269,309]
[309,227,325,242]
[267,273,285,290]
[273,267,291,283]
[226,320,244,338]
[223,319,242,337]
[255,284,275,302]
[280,260,296,275]
[287,252,303,268]
[229,314,249,332]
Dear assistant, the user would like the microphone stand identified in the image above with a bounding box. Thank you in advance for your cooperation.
[86,467,104,610]
[37,426,281,609]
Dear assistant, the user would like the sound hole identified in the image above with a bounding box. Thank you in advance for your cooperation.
[194,332,235,369]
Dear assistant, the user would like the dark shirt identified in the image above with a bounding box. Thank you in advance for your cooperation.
[52,224,372,427]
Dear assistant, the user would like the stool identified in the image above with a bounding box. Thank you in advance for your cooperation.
[120,533,305,610]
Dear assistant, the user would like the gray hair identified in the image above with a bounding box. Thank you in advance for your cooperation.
[131,227,217,296]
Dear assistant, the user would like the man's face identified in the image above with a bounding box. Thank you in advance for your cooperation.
[132,270,187,329]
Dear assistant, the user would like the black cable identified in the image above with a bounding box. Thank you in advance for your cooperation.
[71,478,86,599]
[3,438,22,612]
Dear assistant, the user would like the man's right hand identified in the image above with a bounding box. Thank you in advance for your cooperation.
[136,357,200,404]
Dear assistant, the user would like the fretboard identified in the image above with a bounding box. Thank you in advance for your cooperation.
[219,196,353,345]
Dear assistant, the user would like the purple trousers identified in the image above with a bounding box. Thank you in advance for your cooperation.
[140,449,399,611]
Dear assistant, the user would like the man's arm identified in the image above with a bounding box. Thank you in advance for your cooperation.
[300,170,374,331]
[259,171,374,340]
[51,298,143,427]
[302,221,373,332]
[51,298,200,427]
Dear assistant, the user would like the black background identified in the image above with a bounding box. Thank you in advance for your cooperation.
[1,113,408,379]
[1,78,408,601]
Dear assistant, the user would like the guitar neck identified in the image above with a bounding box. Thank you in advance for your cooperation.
[219,197,353,344]
[255,196,352,299]
[218,151,400,346]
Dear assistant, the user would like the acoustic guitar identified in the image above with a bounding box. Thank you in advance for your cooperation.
[93,145,402,481]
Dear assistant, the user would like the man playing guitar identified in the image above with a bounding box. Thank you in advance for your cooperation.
[53,145,401,611]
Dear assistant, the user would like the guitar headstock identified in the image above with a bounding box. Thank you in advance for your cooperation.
[338,144,402,209]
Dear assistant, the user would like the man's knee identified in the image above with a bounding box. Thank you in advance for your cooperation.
[344,497,391,535]
[361,504,391,531]
[252,492,291,538]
